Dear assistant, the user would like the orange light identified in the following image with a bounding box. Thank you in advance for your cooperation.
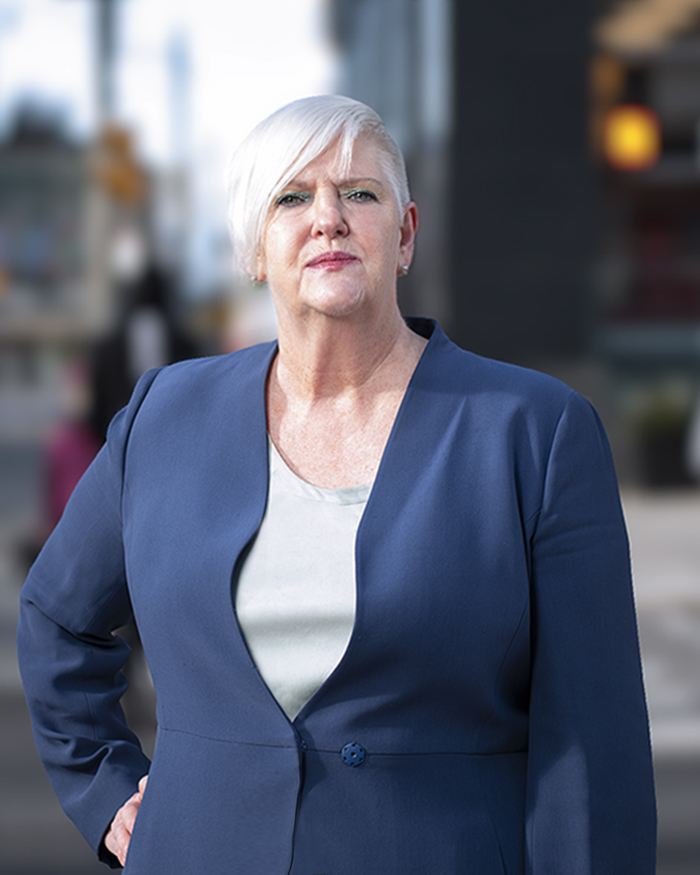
[93,124,146,204]
[603,104,661,172]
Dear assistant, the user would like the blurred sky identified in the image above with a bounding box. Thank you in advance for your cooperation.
[0,0,337,159]
[0,0,338,293]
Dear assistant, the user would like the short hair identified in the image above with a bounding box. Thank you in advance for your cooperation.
[226,95,411,276]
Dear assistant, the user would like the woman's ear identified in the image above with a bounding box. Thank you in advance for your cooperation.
[398,202,419,274]
[254,251,266,283]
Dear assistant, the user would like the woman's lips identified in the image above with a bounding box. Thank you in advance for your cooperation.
[306,252,359,270]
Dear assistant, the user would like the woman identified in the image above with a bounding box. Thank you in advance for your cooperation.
[18,95,656,874]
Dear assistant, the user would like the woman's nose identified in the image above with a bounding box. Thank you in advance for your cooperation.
[311,190,348,238]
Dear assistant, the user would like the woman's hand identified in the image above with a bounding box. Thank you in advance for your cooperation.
[104,774,149,867]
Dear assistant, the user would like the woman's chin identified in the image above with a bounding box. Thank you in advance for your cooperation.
[304,283,368,320]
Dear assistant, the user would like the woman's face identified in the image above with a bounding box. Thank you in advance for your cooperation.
[258,135,417,325]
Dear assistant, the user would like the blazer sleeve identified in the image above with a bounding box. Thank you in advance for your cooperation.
[16,368,161,865]
[525,392,656,874]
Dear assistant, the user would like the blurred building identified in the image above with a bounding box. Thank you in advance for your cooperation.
[332,0,453,331]
[593,1,700,486]
[0,104,98,443]
[332,0,700,486]
[0,97,181,446]
[332,0,593,365]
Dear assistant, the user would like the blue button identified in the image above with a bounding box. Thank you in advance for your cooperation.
[341,742,366,767]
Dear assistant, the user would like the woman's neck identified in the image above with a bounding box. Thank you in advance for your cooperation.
[272,305,420,401]
[266,307,427,488]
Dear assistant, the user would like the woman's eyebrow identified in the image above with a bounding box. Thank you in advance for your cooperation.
[281,178,309,190]
[283,176,386,190]
[343,176,383,186]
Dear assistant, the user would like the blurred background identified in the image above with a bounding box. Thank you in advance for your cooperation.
[0,0,699,872]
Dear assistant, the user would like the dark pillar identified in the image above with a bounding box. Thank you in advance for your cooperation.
[450,0,595,363]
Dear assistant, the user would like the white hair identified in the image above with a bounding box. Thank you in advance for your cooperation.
[226,95,411,276]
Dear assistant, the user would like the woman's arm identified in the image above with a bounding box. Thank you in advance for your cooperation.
[17,369,161,865]
[525,392,656,874]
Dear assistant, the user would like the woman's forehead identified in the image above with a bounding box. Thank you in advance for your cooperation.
[285,135,386,187]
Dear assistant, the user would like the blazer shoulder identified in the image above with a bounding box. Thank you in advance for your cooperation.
[425,324,578,417]
[115,342,276,462]
[123,341,276,419]
[148,340,277,394]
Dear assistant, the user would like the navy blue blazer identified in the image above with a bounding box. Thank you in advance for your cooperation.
[18,319,656,874]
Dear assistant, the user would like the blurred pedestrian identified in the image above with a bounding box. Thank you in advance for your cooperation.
[17,358,100,573]
[18,96,656,874]
[44,359,100,531]
[89,258,197,441]
[88,254,197,731]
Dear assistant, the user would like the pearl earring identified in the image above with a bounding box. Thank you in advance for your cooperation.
[400,265,410,276]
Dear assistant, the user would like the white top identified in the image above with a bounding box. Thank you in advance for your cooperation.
[235,438,371,720]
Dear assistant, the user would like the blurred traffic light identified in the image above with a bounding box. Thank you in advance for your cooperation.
[602,104,662,172]
[93,125,145,204]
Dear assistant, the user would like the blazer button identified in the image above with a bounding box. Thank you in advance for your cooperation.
[341,742,366,767]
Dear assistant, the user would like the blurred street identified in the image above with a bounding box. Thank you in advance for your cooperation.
[0,442,698,873]
[2,0,699,871]
[0,443,156,875]
[624,491,700,875]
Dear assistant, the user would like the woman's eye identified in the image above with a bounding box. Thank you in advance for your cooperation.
[345,189,378,203]
[275,192,309,207]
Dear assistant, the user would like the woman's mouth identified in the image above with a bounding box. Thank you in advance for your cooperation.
[306,252,359,270]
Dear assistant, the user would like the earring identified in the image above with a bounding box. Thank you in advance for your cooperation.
[400,265,410,276]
